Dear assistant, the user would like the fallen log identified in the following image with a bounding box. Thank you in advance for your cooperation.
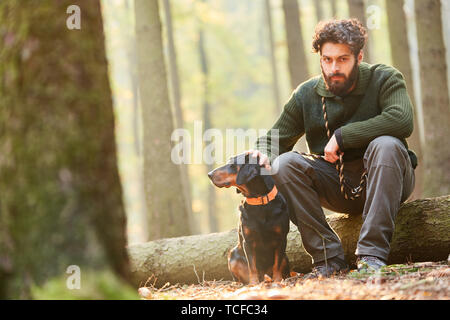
[128,195,450,287]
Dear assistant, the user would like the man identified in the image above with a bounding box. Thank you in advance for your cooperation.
[247,19,416,277]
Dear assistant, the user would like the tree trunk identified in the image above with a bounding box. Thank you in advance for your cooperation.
[281,0,309,154]
[123,0,141,158]
[134,0,191,240]
[346,0,371,63]
[415,0,450,197]
[197,5,218,233]
[129,195,450,287]
[162,0,196,234]
[385,0,423,200]
[0,0,131,298]
[313,0,324,22]
[330,0,338,18]
[163,0,183,131]
[282,0,310,89]
[264,0,282,115]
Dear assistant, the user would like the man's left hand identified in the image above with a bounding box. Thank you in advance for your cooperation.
[324,134,342,163]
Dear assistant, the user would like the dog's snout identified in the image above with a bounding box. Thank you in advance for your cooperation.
[207,170,214,180]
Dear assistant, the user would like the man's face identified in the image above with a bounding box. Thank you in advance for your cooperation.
[320,42,362,96]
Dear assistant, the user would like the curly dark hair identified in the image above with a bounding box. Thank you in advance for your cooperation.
[312,19,367,56]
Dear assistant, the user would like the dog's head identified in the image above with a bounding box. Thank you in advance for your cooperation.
[208,153,267,196]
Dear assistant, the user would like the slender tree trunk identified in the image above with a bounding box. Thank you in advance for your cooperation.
[313,0,324,22]
[134,0,191,239]
[264,0,282,115]
[415,0,450,197]
[0,0,131,298]
[197,3,218,233]
[123,0,141,158]
[346,0,371,63]
[330,0,338,18]
[347,0,366,24]
[163,0,183,131]
[162,0,196,233]
[130,53,141,158]
[282,0,309,154]
[282,0,310,89]
[385,0,423,200]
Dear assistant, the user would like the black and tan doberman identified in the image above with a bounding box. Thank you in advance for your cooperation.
[208,153,290,284]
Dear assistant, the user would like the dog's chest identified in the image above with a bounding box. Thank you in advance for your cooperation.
[240,200,286,232]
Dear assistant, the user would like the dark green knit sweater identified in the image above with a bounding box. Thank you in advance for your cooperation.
[256,62,417,166]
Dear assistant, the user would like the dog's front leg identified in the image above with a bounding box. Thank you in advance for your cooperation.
[245,241,259,285]
[272,248,284,282]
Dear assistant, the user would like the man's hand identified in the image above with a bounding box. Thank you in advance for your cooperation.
[324,134,342,163]
[245,149,271,170]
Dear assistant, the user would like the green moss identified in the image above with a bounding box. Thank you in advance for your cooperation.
[31,269,138,300]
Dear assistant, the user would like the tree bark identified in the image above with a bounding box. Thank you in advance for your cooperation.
[129,195,450,287]
[385,0,423,200]
[162,0,196,234]
[415,0,450,198]
[0,0,131,298]
[282,0,310,89]
[134,0,191,240]
[264,0,282,115]
[197,3,218,233]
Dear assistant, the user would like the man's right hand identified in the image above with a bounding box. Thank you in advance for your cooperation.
[245,149,271,170]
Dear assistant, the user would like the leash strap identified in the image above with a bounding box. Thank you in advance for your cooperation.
[299,97,367,201]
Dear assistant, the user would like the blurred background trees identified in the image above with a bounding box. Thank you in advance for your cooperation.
[385,0,423,200]
[347,0,372,62]
[282,0,310,89]
[134,0,192,240]
[105,0,449,243]
[0,0,449,298]
[414,0,450,197]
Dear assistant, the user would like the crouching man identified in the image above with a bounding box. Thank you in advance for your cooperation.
[247,19,416,278]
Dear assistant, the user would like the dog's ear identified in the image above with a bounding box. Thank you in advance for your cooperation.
[236,164,260,185]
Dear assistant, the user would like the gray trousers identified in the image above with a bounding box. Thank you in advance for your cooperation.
[271,136,415,263]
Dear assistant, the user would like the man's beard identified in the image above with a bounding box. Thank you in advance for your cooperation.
[321,61,359,97]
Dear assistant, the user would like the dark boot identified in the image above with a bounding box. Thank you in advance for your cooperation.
[304,256,349,279]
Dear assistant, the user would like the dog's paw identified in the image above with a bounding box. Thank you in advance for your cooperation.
[264,274,273,283]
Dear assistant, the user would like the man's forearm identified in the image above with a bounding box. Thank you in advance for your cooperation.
[339,72,414,150]
[340,104,413,150]
[255,129,289,163]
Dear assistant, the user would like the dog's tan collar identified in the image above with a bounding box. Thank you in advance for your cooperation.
[245,185,278,206]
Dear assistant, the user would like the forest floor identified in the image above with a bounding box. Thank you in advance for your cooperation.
[138,261,449,300]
